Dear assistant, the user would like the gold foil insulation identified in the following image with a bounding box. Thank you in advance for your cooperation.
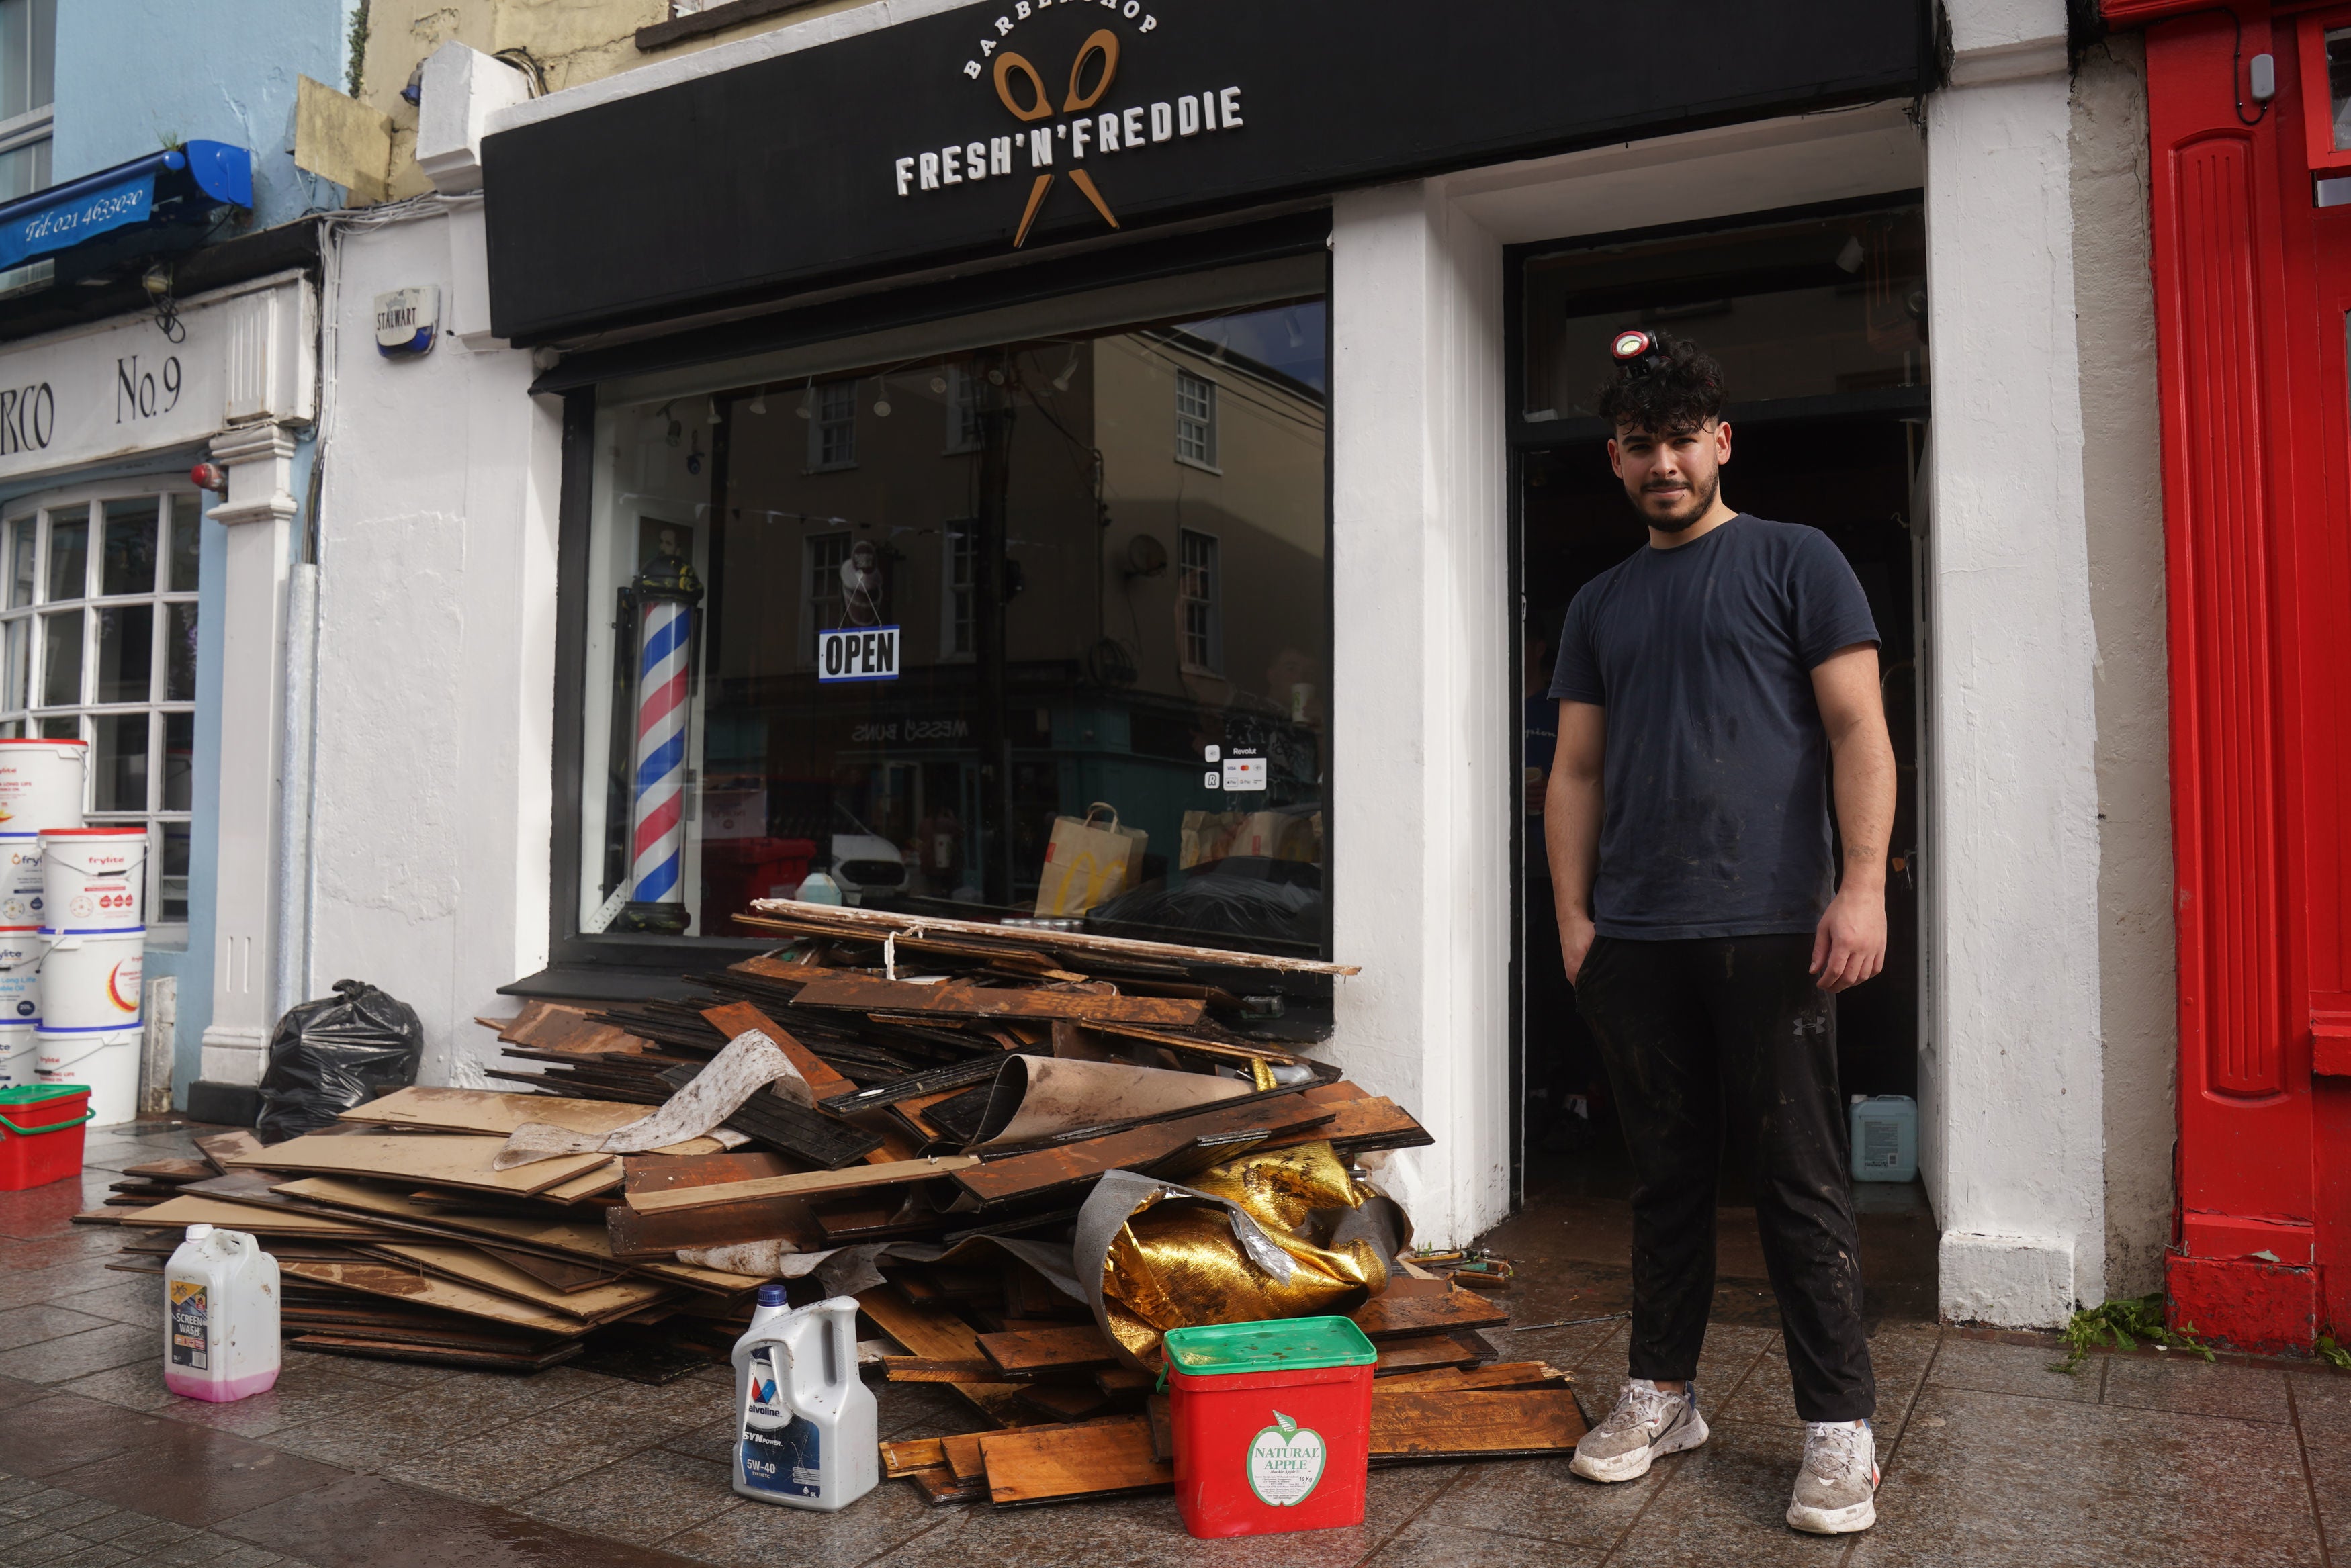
[1097,1141,1394,1364]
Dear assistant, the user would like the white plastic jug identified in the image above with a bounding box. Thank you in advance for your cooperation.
[1849,1094,1919,1183]
[730,1285,876,1510]
[163,1223,281,1402]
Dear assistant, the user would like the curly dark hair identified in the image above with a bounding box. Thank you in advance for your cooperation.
[1594,334,1727,435]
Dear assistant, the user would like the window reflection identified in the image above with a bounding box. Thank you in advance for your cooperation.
[580,293,1333,956]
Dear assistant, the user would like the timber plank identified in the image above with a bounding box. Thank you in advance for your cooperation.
[1368,1389,1585,1461]
[1371,1334,1484,1377]
[627,1156,979,1213]
[1254,1097,1434,1155]
[225,1133,612,1197]
[855,1287,1039,1429]
[339,1086,725,1156]
[979,1323,1116,1375]
[1376,1362,1572,1394]
[980,1416,1172,1506]
[789,971,1206,1026]
[701,1001,858,1100]
[880,1438,947,1477]
[1350,1282,1511,1342]
[951,1095,1333,1207]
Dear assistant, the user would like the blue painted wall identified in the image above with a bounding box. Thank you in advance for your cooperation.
[50,0,361,231]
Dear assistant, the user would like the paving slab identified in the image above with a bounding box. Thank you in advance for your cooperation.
[214,1473,701,1568]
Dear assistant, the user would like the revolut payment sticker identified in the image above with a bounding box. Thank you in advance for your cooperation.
[1247,1410,1325,1507]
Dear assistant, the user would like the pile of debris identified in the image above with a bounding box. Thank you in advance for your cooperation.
[79,899,1587,1506]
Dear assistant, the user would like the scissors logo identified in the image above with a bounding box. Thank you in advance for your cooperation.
[992,29,1124,246]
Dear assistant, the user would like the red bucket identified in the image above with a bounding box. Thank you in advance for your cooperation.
[1164,1317,1378,1539]
[0,1082,91,1191]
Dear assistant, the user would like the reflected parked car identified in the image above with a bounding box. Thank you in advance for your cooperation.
[828,804,910,903]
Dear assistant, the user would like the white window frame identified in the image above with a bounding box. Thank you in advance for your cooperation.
[1178,527,1222,675]
[0,0,57,299]
[808,380,858,471]
[944,367,983,454]
[0,481,199,935]
[1176,369,1220,472]
[802,531,853,664]
[940,522,976,661]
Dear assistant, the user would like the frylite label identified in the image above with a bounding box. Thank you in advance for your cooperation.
[169,1281,208,1369]
[1246,1410,1325,1507]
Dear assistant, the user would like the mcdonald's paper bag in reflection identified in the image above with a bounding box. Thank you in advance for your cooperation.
[1034,803,1147,917]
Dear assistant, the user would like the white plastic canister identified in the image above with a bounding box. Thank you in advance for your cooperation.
[0,739,86,833]
[35,928,139,1030]
[38,1024,139,1128]
[0,833,42,925]
[0,927,41,1023]
[39,827,145,933]
[1849,1095,1920,1184]
[0,1021,33,1088]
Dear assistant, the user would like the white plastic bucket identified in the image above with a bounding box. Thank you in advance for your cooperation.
[0,740,85,833]
[0,833,42,926]
[0,925,42,1023]
[35,928,140,1030]
[0,1021,33,1088]
[40,827,145,933]
[38,1025,138,1128]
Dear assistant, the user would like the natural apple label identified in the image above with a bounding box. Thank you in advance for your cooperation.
[1247,1410,1325,1507]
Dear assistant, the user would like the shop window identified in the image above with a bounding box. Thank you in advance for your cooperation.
[572,277,1331,955]
[0,485,198,927]
[809,380,858,471]
[1176,370,1219,469]
[2298,12,2351,177]
[1180,529,1222,674]
[0,0,54,296]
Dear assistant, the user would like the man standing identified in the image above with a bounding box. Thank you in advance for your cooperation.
[1546,333,1896,1535]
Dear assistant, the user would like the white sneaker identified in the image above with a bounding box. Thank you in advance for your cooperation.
[1570,1378,1709,1483]
[1786,1419,1879,1534]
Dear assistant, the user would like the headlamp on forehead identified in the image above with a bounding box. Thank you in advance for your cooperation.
[1610,328,1666,375]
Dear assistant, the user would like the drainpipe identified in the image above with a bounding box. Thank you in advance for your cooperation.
[271,559,318,1028]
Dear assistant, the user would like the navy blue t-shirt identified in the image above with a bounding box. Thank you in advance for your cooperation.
[1548,515,1879,940]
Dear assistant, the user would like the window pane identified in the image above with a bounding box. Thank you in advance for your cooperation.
[160,821,189,923]
[91,711,145,813]
[100,499,157,596]
[38,606,77,705]
[0,0,26,122]
[578,291,1333,957]
[36,713,71,740]
[168,496,199,591]
[5,517,30,607]
[27,0,49,113]
[162,710,192,811]
[165,602,196,702]
[0,138,42,205]
[1,617,24,712]
[46,506,85,601]
[95,603,152,704]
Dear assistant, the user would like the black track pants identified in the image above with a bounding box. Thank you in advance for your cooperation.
[1572,932,1875,1423]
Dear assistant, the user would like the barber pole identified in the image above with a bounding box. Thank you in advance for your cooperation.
[619,549,703,934]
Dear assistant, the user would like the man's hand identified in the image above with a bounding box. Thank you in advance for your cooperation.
[1810,884,1886,993]
[1560,907,1598,986]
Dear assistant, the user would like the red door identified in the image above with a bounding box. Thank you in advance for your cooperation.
[2139,1,2347,1352]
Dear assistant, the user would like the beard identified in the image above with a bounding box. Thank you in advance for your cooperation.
[1630,467,1719,533]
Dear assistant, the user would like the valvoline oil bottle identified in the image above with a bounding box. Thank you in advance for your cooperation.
[730,1285,877,1510]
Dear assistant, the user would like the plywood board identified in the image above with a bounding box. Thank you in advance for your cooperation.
[279,1258,585,1336]
[627,1156,979,1214]
[361,1242,672,1321]
[979,1324,1116,1375]
[1375,1362,1572,1394]
[1350,1283,1511,1342]
[226,1133,613,1197]
[341,1086,724,1156]
[98,1195,384,1238]
[951,1095,1331,1207]
[980,1416,1171,1506]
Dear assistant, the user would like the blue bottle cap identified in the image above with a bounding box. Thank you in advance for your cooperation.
[756,1282,788,1307]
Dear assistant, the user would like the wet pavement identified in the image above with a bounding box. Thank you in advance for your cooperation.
[1,1115,2341,1568]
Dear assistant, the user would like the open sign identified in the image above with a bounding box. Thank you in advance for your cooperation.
[818,625,901,684]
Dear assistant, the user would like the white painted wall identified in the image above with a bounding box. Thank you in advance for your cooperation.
[309,209,562,1086]
[1329,182,1513,1248]
[1922,0,2111,1325]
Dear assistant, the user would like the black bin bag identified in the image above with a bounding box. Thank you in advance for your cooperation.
[255,980,425,1143]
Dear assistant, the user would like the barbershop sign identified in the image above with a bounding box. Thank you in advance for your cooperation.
[0,297,230,483]
[483,0,1932,342]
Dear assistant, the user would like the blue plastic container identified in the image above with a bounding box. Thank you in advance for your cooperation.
[1849,1095,1918,1183]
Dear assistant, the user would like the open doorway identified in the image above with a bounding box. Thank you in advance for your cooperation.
[1507,197,1935,1323]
